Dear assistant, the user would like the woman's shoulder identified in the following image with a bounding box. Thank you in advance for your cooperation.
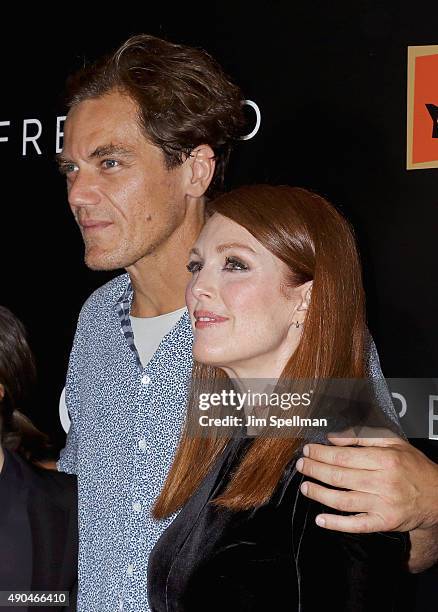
[292,480,409,577]
[270,442,409,560]
[288,479,409,609]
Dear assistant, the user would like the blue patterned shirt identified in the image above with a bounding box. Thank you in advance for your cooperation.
[58,273,192,612]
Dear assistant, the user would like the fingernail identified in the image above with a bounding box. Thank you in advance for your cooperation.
[303,445,309,456]
[315,516,326,527]
[300,482,308,495]
[296,458,304,471]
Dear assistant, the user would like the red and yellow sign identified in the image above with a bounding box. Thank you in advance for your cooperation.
[407,45,438,169]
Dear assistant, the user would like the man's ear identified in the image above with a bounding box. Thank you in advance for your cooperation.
[184,145,216,198]
[0,384,4,402]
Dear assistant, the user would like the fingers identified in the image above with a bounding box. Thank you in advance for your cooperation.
[300,480,373,513]
[303,443,383,470]
[312,512,386,534]
[326,433,405,448]
[296,457,380,493]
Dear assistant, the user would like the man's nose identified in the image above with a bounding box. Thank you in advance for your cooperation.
[68,169,101,210]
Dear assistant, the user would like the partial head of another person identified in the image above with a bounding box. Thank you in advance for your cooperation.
[58,34,246,271]
[0,306,50,462]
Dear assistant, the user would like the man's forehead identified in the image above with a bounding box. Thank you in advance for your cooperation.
[69,102,135,129]
[67,90,138,120]
[65,93,140,137]
[62,96,147,157]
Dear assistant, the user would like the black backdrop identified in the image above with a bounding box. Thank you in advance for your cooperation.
[2,1,438,450]
[1,2,438,607]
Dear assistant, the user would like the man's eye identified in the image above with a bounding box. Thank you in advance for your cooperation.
[186,261,202,273]
[59,163,78,175]
[101,159,119,169]
[223,257,248,271]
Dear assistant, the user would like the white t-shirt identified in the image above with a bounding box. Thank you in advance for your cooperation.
[130,306,188,368]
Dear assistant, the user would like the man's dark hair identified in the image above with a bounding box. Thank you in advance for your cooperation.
[65,34,247,197]
[0,306,50,462]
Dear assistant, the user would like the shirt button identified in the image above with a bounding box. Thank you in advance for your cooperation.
[127,564,134,577]
[132,501,142,513]
[141,374,151,385]
[138,438,147,451]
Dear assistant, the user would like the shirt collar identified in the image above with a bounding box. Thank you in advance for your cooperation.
[115,278,133,307]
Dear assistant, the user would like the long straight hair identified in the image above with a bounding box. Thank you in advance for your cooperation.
[154,185,366,516]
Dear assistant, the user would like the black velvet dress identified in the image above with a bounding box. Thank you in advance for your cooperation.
[148,437,408,611]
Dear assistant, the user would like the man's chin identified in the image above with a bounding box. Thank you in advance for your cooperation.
[85,261,119,272]
[84,251,123,272]
[83,243,148,271]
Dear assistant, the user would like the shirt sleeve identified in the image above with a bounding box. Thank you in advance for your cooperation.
[57,307,89,475]
[57,413,79,475]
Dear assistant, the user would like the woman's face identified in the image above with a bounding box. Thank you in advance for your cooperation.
[186,213,310,379]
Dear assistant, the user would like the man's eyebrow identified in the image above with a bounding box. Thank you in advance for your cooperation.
[54,144,135,166]
[89,144,136,159]
[189,243,256,256]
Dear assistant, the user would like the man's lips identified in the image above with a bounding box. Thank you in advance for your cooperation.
[79,220,113,231]
[193,310,229,329]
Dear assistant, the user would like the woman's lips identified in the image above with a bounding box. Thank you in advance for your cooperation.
[193,310,229,329]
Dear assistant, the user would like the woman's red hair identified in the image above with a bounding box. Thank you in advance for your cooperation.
[154,185,366,516]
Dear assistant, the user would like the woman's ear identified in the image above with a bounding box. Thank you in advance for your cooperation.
[184,145,216,198]
[297,281,313,312]
[289,280,313,330]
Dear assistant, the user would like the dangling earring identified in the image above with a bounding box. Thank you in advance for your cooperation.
[294,320,303,328]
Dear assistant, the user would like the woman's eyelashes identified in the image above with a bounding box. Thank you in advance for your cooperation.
[186,256,249,274]
[223,256,249,271]
[186,260,202,273]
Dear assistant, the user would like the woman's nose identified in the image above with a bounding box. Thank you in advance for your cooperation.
[190,268,216,300]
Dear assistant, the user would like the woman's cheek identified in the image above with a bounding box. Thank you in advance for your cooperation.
[220,278,264,312]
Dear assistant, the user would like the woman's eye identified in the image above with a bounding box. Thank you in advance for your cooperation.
[223,257,248,271]
[186,260,202,273]
[102,159,119,169]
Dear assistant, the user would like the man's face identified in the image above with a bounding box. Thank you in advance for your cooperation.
[60,90,189,270]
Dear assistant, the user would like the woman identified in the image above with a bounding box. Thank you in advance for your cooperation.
[148,185,408,611]
[0,306,78,611]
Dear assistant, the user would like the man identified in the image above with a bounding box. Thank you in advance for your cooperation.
[57,34,245,612]
[57,33,438,611]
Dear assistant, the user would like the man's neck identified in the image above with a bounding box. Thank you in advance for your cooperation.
[127,202,204,317]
